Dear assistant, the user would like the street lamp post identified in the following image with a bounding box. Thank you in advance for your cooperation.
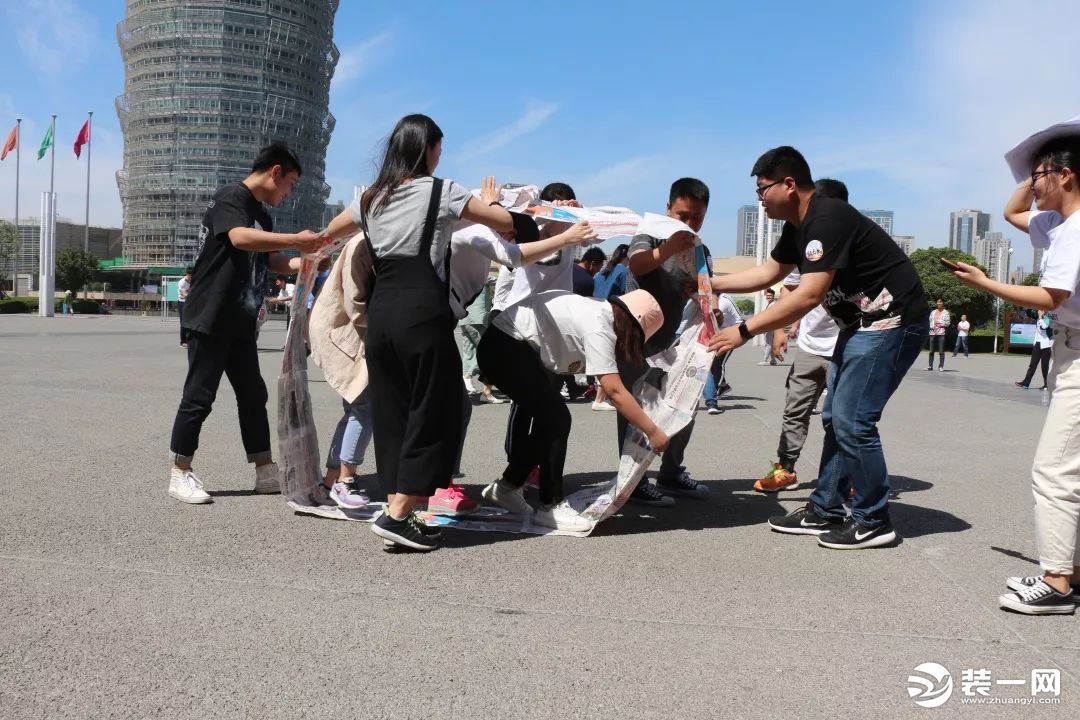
[992,245,1014,353]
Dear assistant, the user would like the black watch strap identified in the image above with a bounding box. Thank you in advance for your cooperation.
[738,322,753,341]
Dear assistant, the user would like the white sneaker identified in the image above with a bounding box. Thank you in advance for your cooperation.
[533,501,592,532]
[479,392,505,404]
[591,400,616,411]
[168,467,211,504]
[481,480,533,516]
[254,462,281,494]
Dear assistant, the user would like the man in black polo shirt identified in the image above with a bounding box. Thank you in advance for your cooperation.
[710,147,927,549]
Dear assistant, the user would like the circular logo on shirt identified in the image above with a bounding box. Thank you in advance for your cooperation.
[805,240,824,262]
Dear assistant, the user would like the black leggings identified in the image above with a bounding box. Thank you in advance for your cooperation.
[479,327,570,506]
[927,335,945,368]
[1021,344,1052,387]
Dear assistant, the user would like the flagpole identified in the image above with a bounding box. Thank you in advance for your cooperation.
[49,115,55,198]
[84,112,92,252]
[13,118,19,295]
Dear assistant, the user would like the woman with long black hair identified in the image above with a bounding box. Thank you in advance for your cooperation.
[592,243,630,299]
[323,114,515,551]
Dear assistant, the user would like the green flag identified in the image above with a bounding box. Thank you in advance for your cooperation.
[37,123,53,160]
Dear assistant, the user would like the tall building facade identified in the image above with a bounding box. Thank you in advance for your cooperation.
[972,231,1011,282]
[860,209,894,236]
[736,205,784,257]
[949,209,991,255]
[4,217,123,282]
[1033,246,1045,274]
[891,235,915,255]
[116,0,340,266]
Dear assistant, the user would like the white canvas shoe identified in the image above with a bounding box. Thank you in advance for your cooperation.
[168,467,211,504]
[254,462,281,494]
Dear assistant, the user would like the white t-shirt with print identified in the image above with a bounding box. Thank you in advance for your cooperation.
[449,224,523,320]
[499,245,575,310]
[957,320,970,337]
[1030,210,1080,330]
[782,270,840,357]
[493,290,618,375]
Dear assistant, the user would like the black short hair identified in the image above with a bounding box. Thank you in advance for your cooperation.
[1033,137,1080,177]
[669,177,709,207]
[751,146,813,189]
[539,182,576,202]
[184,266,194,275]
[813,178,849,202]
[581,247,606,263]
[252,142,302,176]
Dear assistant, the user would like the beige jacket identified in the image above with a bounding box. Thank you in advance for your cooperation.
[308,234,373,404]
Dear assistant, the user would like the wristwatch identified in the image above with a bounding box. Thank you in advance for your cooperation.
[738,321,754,341]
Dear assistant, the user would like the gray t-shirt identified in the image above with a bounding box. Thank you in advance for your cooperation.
[349,176,472,281]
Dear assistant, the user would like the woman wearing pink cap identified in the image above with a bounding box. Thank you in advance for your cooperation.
[477,288,669,531]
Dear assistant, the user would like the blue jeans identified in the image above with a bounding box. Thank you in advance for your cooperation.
[702,350,732,404]
[809,320,928,528]
[326,394,374,469]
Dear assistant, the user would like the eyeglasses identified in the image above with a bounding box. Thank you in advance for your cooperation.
[1031,169,1059,186]
[756,180,783,200]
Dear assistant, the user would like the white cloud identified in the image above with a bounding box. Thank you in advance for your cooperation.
[5,0,97,77]
[457,101,558,160]
[331,30,394,90]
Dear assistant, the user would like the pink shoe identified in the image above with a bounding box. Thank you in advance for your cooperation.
[526,466,540,488]
[427,484,479,516]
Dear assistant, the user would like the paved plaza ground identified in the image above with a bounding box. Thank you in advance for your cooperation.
[0,314,1076,719]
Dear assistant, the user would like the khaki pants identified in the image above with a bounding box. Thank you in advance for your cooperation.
[777,350,830,470]
[1031,327,1080,574]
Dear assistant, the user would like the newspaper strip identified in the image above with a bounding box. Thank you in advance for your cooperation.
[277,233,351,506]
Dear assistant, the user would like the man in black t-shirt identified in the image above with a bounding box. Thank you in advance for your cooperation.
[620,178,714,506]
[710,146,928,549]
[167,142,327,505]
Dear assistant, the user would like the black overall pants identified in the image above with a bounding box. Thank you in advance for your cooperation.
[364,180,464,497]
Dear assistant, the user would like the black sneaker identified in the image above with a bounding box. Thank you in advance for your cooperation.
[999,581,1075,615]
[718,382,732,397]
[1005,575,1080,595]
[657,471,709,498]
[768,504,844,536]
[705,402,723,415]
[817,517,897,549]
[629,482,675,507]
[371,511,439,551]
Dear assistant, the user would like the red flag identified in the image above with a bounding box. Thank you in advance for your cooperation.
[0,125,16,161]
[73,120,90,158]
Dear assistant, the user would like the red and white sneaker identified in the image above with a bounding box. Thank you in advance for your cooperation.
[426,483,479,516]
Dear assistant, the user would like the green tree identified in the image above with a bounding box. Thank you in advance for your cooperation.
[735,298,755,316]
[0,220,17,292]
[55,249,99,293]
[908,247,995,327]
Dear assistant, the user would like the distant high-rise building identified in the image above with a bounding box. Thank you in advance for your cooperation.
[322,201,346,228]
[1033,246,1045,273]
[949,209,991,255]
[116,1,341,266]
[1010,266,1027,285]
[891,235,915,255]
[3,217,122,282]
[972,231,1011,282]
[736,205,784,257]
[861,210,894,236]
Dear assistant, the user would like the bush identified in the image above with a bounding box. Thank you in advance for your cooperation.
[0,298,30,314]
[72,299,100,313]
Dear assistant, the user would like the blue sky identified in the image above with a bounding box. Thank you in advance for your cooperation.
[0,0,1077,273]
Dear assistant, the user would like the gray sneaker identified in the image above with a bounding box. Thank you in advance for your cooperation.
[481,480,533,516]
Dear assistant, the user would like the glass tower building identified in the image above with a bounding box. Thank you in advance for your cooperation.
[116,0,340,266]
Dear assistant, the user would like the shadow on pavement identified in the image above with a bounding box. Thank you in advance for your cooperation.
[990,545,1040,567]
